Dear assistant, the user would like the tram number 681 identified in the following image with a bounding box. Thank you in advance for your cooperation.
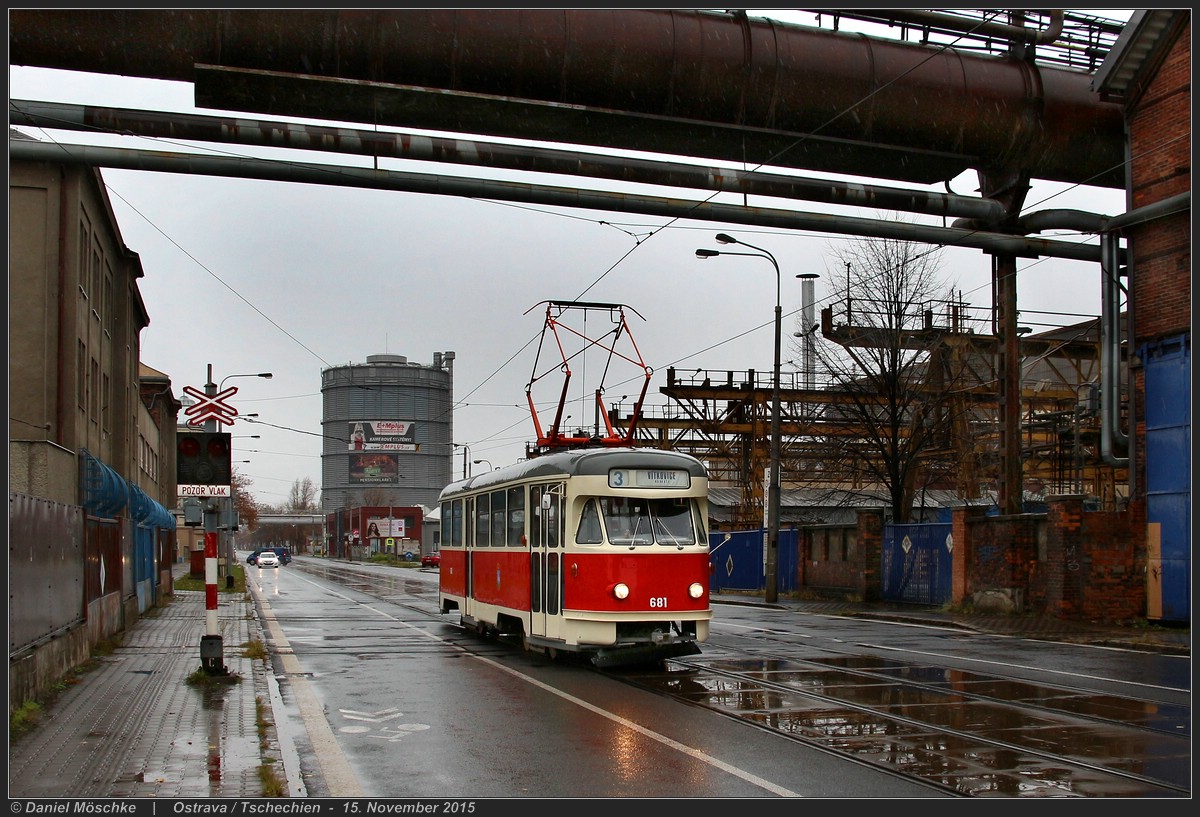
[648,596,669,608]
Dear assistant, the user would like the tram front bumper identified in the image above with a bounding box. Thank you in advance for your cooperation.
[591,639,701,668]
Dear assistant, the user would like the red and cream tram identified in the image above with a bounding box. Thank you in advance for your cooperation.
[437,446,712,666]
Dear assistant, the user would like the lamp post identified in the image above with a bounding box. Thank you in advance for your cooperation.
[696,232,784,603]
[219,371,273,391]
[474,459,494,472]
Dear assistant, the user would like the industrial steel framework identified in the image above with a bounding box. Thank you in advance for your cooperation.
[9,9,1139,520]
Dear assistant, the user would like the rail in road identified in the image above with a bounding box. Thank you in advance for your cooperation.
[610,653,1188,797]
[290,558,1190,798]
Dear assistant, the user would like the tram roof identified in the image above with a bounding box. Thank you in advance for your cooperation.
[438,446,708,499]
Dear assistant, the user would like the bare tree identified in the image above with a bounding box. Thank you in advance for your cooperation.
[360,486,404,507]
[231,467,259,530]
[789,230,983,522]
[287,476,319,511]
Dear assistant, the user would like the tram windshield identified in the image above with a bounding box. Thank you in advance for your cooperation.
[580,496,699,546]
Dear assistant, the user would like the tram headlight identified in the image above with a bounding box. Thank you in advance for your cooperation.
[688,582,704,599]
[612,583,630,600]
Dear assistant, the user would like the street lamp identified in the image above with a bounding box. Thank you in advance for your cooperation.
[695,232,784,603]
[474,459,494,471]
[219,371,273,391]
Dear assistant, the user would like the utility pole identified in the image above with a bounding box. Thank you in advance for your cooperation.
[200,363,227,674]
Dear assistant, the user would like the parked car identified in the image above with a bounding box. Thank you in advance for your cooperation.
[256,551,280,568]
[421,551,441,568]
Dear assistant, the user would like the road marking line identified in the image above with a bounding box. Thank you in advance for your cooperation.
[292,574,801,798]
[255,594,366,797]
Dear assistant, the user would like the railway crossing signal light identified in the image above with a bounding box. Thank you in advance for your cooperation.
[177,431,232,486]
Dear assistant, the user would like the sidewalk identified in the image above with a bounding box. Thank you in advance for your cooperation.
[7,561,292,799]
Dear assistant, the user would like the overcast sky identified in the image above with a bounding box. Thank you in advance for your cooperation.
[9,9,1133,508]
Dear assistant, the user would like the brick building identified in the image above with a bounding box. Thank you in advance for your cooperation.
[9,141,181,711]
[1093,10,1191,622]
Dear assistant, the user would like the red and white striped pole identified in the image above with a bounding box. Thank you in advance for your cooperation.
[199,363,227,674]
[205,529,220,635]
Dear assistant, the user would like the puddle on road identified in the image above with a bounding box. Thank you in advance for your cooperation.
[630,658,1190,797]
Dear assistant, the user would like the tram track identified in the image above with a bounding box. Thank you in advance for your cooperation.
[293,558,1190,798]
[601,642,1190,797]
[703,627,1190,738]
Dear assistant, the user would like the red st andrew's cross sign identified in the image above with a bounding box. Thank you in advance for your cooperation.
[182,385,239,427]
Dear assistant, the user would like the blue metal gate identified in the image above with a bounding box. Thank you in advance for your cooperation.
[881,523,953,605]
[708,528,798,594]
[1140,334,1190,623]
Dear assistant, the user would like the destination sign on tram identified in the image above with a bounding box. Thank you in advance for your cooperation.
[608,469,690,488]
[178,484,231,497]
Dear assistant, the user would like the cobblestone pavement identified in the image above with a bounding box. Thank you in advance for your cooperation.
[8,573,281,799]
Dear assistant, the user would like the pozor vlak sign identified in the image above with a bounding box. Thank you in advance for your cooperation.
[177,431,233,497]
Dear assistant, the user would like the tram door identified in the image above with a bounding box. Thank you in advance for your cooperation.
[529,482,563,641]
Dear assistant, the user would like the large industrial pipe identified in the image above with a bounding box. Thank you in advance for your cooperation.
[8,9,1126,188]
[9,99,1008,223]
[7,138,1114,264]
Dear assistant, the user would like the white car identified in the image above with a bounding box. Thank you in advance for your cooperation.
[256,551,280,568]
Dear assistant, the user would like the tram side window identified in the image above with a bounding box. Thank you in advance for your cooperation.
[575,499,603,544]
[441,500,463,547]
[546,552,560,615]
[546,485,562,548]
[507,487,525,546]
[476,493,491,547]
[529,485,542,549]
[491,490,507,546]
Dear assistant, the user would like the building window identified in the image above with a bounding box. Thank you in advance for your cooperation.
[101,373,110,434]
[78,215,91,299]
[90,357,100,424]
[77,340,86,410]
[103,263,114,334]
[91,244,101,305]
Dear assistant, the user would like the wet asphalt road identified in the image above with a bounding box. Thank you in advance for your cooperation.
[249,560,943,798]
[248,557,1190,799]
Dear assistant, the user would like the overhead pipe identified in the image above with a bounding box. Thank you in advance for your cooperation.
[835,9,1064,45]
[991,192,1191,481]
[8,9,1126,188]
[7,138,1114,264]
[1103,191,1191,233]
[9,99,1008,224]
[1099,232,1128,466]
